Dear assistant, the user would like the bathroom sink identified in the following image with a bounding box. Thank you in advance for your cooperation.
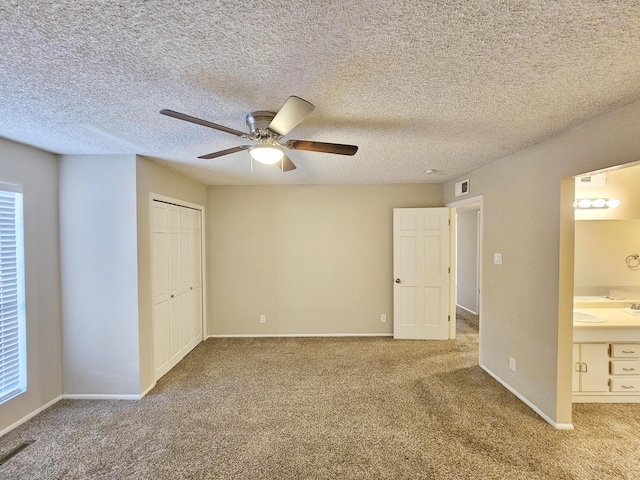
[573,311,606,323]
[624,308,640,316]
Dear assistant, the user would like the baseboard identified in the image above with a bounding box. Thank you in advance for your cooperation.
[480,364,574,431]
[456,304,478,315]
[140,382,156,398]
[62,394,142,400]
[207,333,394,338]
[0,395,63,438]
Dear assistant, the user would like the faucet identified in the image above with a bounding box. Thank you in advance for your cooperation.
[631,303,640,310]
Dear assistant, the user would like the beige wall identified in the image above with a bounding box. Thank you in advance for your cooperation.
[574,220,640,295]
[207,184,443,335]
[0,138,62,434]
[136,156,208,391]
[575,164,640,220]
[444,98,640,427]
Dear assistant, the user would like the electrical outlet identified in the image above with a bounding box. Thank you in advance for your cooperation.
[259,315,266,324]
[509,356,516,371]
[381,314,387,323]
[494,253,503,265]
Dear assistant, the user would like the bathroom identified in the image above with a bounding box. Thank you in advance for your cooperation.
[572,162,640,401]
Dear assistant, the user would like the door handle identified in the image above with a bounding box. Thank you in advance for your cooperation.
[395,278,401,284]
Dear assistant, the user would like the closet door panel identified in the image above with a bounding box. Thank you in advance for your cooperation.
[153,301,170,375]
[169,294,183,361]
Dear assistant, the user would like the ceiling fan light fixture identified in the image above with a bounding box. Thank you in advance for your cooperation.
[248,144,284,165]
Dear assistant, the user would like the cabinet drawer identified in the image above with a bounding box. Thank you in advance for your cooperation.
[610,344,640,358]
[610,378,640,392]
[611,361,640,375]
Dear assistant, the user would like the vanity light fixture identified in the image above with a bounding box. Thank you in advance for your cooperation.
[574,198,620,209]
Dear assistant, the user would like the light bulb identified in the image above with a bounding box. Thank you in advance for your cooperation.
[605,198,620,208]
[591,199,607,208]
[249,145,284,165]
[577,199,592,209]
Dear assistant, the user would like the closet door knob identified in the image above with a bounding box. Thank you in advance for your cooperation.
[395,278,401,284]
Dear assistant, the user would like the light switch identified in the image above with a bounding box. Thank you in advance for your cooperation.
[493,253,503,265]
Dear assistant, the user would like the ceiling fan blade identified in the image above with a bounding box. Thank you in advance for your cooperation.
[285,140,358,156]
[278,154,297,172]
[160,109,247,138]
[268,96,315,136]
[198,145,250,159]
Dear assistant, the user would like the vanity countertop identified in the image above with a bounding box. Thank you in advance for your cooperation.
[573,308,640,342]
[574,308,640,329]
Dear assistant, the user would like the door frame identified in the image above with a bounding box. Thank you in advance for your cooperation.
[446,195,484,349]
[149,193,207,370]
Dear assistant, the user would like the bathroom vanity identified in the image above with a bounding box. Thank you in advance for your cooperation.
[573,304,640,403]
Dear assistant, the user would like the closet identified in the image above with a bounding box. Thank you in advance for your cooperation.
[151,200,203,380]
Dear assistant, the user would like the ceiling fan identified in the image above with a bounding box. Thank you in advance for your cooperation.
[160,96,358,172]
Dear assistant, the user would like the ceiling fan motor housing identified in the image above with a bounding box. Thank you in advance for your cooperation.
[246,111,277,138]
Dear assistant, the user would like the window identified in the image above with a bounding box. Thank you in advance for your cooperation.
[0,184,26,405]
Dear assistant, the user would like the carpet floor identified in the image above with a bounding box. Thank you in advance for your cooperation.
[1,311,640,479]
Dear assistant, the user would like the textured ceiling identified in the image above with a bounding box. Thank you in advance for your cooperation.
[1,1,640,185]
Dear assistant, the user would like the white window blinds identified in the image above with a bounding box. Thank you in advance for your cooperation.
[0,184,26,405]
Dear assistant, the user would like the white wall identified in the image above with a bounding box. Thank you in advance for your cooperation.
[59,154,141,396]
[0,138,62,434]
[444,98,640,427]
[207,184,443,336]
[456,210,479,313]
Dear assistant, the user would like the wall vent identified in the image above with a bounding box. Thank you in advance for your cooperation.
[454,179,470,197]
[577,173,606,186]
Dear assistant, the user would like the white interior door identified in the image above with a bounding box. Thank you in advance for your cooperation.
[152,200,204,381]
[393,208,451,340]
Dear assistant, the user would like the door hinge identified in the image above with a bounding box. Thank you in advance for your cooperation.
[448,315,451,322]
[448,219,451,225]
[448,267,450,274]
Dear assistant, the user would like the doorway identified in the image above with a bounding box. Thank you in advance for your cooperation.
[568,162,640,406]
[447,196,483,359]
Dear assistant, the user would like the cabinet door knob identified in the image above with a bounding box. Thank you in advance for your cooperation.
[395,278,401,284]
[582,362,588,373]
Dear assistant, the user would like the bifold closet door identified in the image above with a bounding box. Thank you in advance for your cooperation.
[152,200,203,381]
